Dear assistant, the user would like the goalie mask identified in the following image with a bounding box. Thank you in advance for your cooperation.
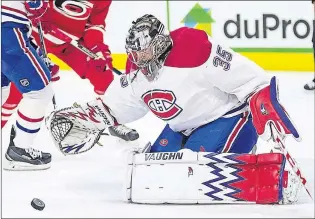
[125,14,173,82]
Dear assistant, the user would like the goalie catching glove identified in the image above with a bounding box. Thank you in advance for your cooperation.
[45,98,117,155]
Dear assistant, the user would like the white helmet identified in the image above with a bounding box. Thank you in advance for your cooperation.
[125,14,173,81]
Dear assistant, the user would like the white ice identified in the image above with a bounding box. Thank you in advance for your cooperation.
[1,71,314,218]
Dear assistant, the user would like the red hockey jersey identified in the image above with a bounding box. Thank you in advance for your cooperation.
[33,0,111,48]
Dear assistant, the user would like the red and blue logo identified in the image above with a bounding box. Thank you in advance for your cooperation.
[142,90,182,121]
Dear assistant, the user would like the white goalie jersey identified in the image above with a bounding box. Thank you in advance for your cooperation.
[102,27,269,132]
[44,24,306,207]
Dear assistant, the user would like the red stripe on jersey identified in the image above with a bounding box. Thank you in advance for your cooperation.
[1,5,27,17]
[14,29,49,85]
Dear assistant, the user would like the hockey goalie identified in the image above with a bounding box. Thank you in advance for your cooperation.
[45,14,310,205]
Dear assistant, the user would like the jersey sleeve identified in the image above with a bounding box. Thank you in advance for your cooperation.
[102,75,149,124]
[165,27,211,68]
[83,0,112,48]
[202,39,269,102]
[1,1,30,26]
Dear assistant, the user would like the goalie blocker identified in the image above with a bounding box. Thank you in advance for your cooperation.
[124,149,302,204]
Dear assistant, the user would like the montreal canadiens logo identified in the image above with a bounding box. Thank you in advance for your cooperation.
[142,90,183,121]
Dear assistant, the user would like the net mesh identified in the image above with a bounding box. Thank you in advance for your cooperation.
[50,115,73,143]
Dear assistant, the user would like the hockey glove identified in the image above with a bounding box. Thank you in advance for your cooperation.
[84,43,114,95]
[45,98,117,155]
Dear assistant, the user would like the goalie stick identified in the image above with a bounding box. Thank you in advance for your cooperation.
[270,123,313,200]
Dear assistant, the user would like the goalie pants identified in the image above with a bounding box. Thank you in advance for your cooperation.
[151,111,258,153]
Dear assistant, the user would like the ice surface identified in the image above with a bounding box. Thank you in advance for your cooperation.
[1,71,314,218]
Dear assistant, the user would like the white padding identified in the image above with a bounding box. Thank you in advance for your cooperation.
[125,149,250,204]
[124,150,136,202]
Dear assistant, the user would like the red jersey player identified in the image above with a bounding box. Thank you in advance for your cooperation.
[2,0,139,141]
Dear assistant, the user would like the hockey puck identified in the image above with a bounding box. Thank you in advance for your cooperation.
[31,198,45,211]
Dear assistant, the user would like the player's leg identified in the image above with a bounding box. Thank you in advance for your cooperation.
[1,82,23,128]
[53,45,140,141]
[126,114,299,204]
[1,38,59,129]
[1,73,13,127]
[150,124,184,152]
[2,23,53,170]
[184,111,258,153]
[1,72,10,103]
[220,112,258,153]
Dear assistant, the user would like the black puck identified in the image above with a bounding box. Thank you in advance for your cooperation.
[31,198,45,211]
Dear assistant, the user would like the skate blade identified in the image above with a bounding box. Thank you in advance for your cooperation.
[3,159,51,171]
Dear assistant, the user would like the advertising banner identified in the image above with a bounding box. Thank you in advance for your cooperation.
[168,1,314,71]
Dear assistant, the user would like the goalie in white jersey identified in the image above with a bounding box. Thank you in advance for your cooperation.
[46,15,306,204]
[102,14,300,154]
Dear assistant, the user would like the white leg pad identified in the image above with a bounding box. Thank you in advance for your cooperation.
[125,149,251,204]
[124,149,299,204]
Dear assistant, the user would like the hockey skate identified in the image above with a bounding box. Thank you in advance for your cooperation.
[3,126,52,171]
[108,125,139,142]
[304,78,315,90]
